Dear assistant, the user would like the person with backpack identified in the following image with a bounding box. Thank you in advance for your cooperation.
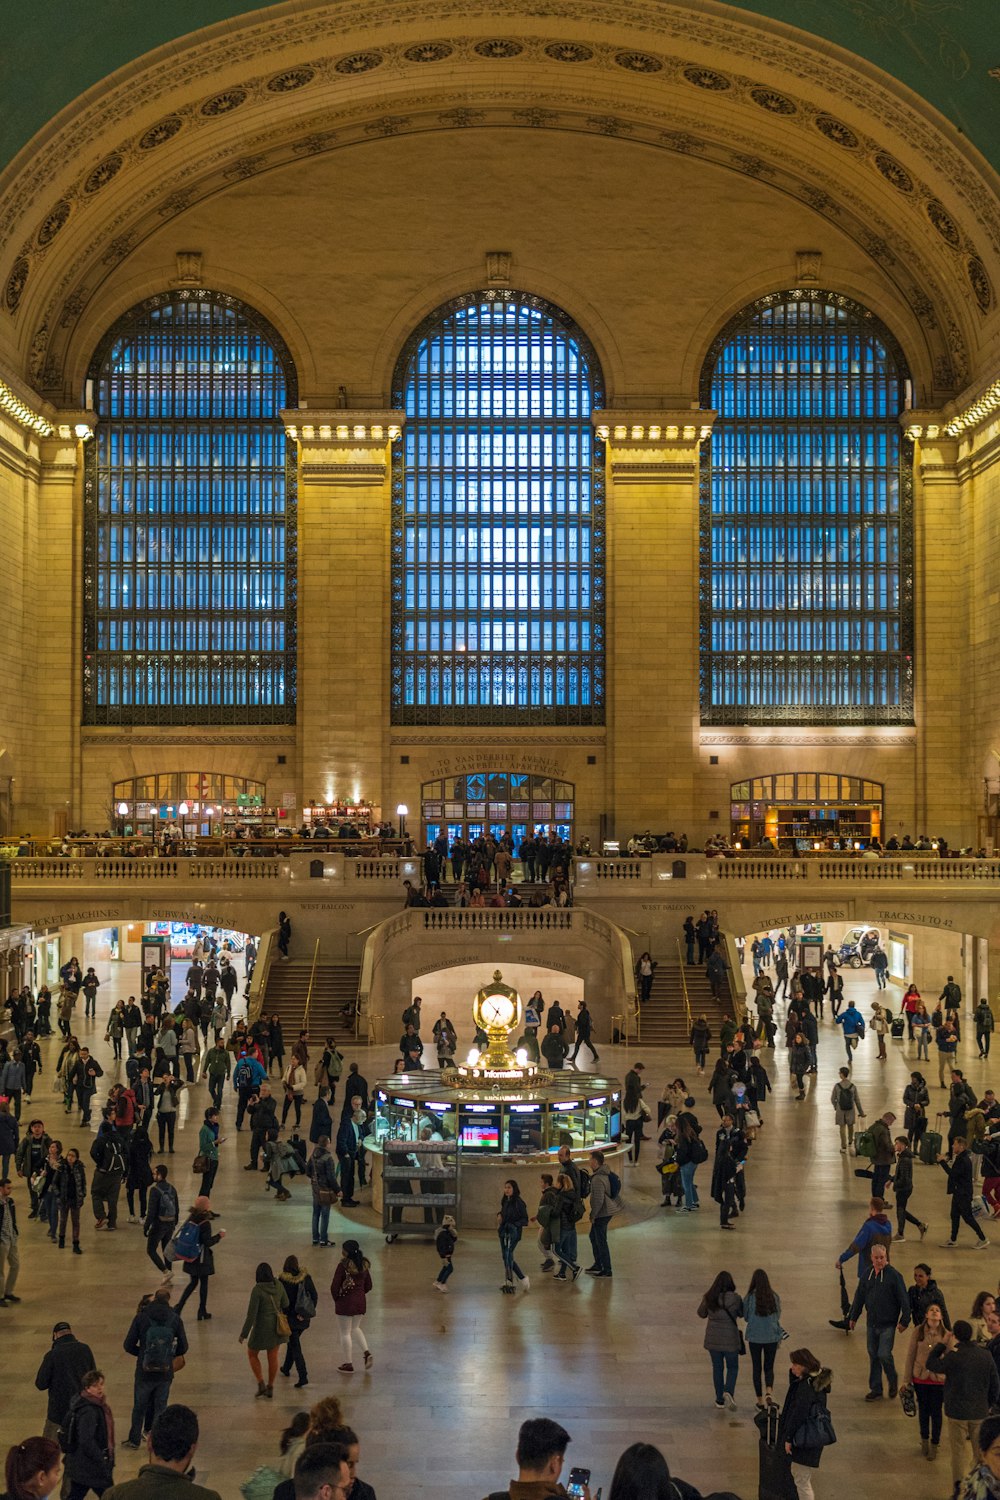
[62,1368,115,1499]
[279,1254,318,1389]
[196,1108,221,1201]
[927,1319,1000,1489]
[834,1198,893,1281]
[232,1051,266,1132]
[121,1287,188,1449]
[550,1172,584,1282]
[317,1038,343,1103]
[585,1151,622,1279]
[173,1200,225,1321]
[432,1214,458,1293]
[976,1000,996,1059]
[144,1166,179,1274]
[88,1122,126,1231]
[776,1348,834,1497]
[330,1239,374,1371]
[834,1000,866,1065]
[830,1066,864,1153]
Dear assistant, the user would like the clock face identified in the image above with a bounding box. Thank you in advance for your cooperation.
[482,994,516,1028]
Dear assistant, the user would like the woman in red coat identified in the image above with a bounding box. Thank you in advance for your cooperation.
[330,1238,373,1373]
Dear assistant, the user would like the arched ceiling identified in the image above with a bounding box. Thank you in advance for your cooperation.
[0,0,997,403]
[3,0,998,174]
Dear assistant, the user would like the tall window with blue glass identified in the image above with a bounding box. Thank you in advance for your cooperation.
[700,292,913,724]
[391,292,605,725]
[83,291,296,724]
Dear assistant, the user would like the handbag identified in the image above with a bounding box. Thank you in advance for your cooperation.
[793,1402,837,1449]
[192,1153,209,1174]
[318,1188,336,1206]
[900,1383,917,1418]
[724,1301,746,1356]
[744,1109,762,1130]
[276,1309,291,1338]
[172,1354,186,1373]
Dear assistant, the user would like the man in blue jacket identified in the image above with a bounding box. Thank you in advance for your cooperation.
[232,1051,266,1131]
[835,1197,893,1278]
[847,1243,910,1400]
[834,1001,866,1065]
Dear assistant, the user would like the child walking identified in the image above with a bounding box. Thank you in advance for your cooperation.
[432,1214,458,1292]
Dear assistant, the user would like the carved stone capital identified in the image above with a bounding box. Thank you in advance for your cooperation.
[280,409,404,445]
[593,409,716,444]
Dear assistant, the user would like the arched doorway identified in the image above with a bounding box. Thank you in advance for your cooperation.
[420,770,575,848]
[730,772,884,850]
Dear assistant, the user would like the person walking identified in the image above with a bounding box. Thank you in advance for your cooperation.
[281,1058,308,1129]
[121,1287,188,1449]
[239,1261,289,1399]
[0,1176,20,1305]
[976,1000,996,1060]
[927,1319,1000,1490]
[830,1067,864,1153]
[143,1165,179,1274]
[174,1200,224,1321]
[776,1348,834,1500]
[124,1124,154,1225]
[635,952,656,1004]
[586,1151,622,1277]
[697,1270,743,1411]
[568,1002,598,1067]
[834,1000,866,1065]
[939,1138,990,1248]
[622,1069,648,1165]
[892,1135,929,1242]
[913,1002,933,1062]
[789,1032,810,1101]
[902,1301,952,1461]
[869,1111,897,1200]
[871,1002,889,1060]
[847,1242,910,1400]
[200,1039,231,1110]
[34,1320,95,1449]
[904,1071,930,1152]
[196,1109,221,1201]
[89,1121,126,1231]
[497,1179,530,1294]
[279,1254,318,1389]
[306,1135,340,1247]
[936,1019,959,1090]
[56,1147,86,1254]
[690,1016,711,1075]
[432,1214,458,1293]
[743,1268,783,1407]
[63,1369,115,1500]
[330,1239,373,1371]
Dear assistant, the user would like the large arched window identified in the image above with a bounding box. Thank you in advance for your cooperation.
[391,290,605,725]
[83,290,297,724]
[700,291,913,724]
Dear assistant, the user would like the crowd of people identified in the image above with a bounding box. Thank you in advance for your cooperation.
[8,924,1000,1500]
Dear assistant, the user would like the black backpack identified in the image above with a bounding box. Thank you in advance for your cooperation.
[576,1166,591,1199]
[838,1084,854,1111]
[59,1400,81,1454]
[141,1320,175,1374]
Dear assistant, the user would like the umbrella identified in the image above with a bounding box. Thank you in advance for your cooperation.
[828,1266,852,1333]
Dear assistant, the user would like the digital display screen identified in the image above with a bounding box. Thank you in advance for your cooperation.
[609,1111,621,1141]
[507,1109,542,1152]
[460,1123,500,1149]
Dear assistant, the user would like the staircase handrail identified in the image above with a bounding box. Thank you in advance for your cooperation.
[302,938,320,1032]
[246,928,277,1029]
[675,938,693,1032]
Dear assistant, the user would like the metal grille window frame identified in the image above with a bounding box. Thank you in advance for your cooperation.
[83,289,298,725]
[699,289,914,726]
[390,289,606,726]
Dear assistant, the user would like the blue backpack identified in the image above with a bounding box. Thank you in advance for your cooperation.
[172,1219,201,1263]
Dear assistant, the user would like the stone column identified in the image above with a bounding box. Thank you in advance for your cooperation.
[30,413,95,830]
[594,410,715,834]
[904,414,965,843]
[281,410,403,813]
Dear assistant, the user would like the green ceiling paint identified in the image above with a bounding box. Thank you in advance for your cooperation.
[0,0,997,173]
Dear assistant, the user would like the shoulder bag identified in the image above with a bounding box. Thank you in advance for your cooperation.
[723,1300,746,1355]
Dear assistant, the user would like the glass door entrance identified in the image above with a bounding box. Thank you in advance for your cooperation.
[421,771,574,850]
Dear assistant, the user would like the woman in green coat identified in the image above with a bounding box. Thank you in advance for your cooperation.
[239,1260,289,1398]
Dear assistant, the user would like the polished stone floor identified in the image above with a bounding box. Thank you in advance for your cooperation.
[3,956,993,1499]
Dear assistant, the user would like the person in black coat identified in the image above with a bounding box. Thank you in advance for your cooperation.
[174,1206,225,1320]
[34,1322,95,1441]
[777,1349,833,1483]
[309,1089,334,1146]
[939,1137,988,1245]
[63,1369,115,1497]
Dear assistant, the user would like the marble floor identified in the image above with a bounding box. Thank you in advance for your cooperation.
[3,956,992,1499]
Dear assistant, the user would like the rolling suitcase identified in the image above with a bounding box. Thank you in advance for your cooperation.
[920,1130,942,1165]
[891,1018,905,1038]
[756,1403,796,1500]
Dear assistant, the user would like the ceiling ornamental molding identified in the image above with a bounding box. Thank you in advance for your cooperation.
[0,4,993,397]
[280,410,404,443]
[29,82,969,402]
[593,410,715,442]
[80,731,296,746]
[699,732,917,747]
[0,376,56,436]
